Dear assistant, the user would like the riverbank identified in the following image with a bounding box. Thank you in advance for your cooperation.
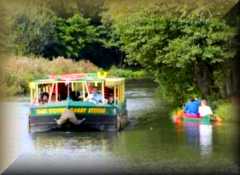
[1,56,237,123]
[0,56,148,97]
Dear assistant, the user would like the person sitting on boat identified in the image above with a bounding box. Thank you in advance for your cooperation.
[75,91,82,101]
[88,87,102,103]
[108,95,114,105]
[199,99,213,117]
[184,96,201,118]
[40,92,49,104]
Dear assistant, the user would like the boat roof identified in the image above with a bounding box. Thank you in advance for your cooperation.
[31,73,125,84]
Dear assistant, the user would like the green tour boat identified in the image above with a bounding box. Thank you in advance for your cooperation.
[28,72,128,132]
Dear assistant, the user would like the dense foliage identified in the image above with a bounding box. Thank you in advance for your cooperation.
[0,56,145,96]
[2,0,239,106]
[10,8,123,68]
[114,11,236,104]
[56,14,98,58]
[10,8,58,56]
[0,57,98,95]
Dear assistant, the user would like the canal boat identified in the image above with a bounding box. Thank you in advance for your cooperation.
[28,72,128,132]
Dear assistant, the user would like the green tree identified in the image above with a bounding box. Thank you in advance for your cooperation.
[115,10,236,103]
[10,7,58,56]
[56,14,98,58]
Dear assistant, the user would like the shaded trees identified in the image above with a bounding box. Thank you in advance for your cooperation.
[224,1,240,98]
[9,5,123,68]
[10,7,58,56]
[56,14,98,58]
[114,10,236,103]
[5,0,239,104]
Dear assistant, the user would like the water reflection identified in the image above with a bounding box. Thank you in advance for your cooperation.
[31,132,119,155]
[184,123,200,147]
[184,122,212,156]
[199,124,212,156]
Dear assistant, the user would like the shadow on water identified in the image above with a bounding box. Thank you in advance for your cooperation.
[2,80,240,174]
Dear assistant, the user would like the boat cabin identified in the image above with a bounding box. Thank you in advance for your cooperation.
[29,73,125,106]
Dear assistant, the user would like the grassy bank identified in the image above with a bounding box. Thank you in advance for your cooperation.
[0,56,147,97]
[214,101,237,122]
[108,66,147,80]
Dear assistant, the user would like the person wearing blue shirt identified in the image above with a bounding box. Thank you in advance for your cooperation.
[184,97,201,115]
[92,91,102,103]
[88,87,102,103]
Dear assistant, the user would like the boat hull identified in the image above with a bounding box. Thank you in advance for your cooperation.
[29,114,127,132]
[183,115,211,125]
[29,101,128,132]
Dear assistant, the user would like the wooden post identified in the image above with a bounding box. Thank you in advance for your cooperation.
[36,83,39,104]
[30,89,33,104]
[56,83,58,102]
[48,83,54,103]
[101,81,105,103]
[121,84,123,102]
[120,84,122,103]
[85,82,89,95]
[122,83,124,102]
[82,82,85,101]
[118,85,120,103]
[67,83,70,100]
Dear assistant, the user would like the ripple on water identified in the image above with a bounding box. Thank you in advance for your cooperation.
[1,80,239,174]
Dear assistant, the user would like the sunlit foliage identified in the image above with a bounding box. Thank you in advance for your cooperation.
[0,0,239,103]
[114,10,236,103]
[56,14,98,58]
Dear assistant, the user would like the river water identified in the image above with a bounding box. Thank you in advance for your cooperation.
[1,80,239,174]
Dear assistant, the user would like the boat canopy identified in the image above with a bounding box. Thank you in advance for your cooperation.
[29,72,125,105]
[105,78,125,88]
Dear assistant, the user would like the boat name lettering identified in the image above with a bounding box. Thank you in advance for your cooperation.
[35,108,106,114]
[88,108,106,114]
[36,108,65,114]
[71,108,87,113]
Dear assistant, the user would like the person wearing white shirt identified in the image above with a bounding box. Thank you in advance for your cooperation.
[199,99,213,117]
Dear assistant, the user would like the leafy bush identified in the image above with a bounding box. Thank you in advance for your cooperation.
[56,14,98,58]
[0,56,98,96]
[10,7,58,56]
[214,101,236,122]
[114,9,236,103]
[108,66,147,79]
[0,56,147,96]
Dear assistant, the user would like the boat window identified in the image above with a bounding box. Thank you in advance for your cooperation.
[85,81,105,103]
[39,92,49,104]
[69,82,86,101]
[58,83,68,101]
[104,79,125,105]
[104,86,114,105]
[38,84,52,104]
[31,79,125,105]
